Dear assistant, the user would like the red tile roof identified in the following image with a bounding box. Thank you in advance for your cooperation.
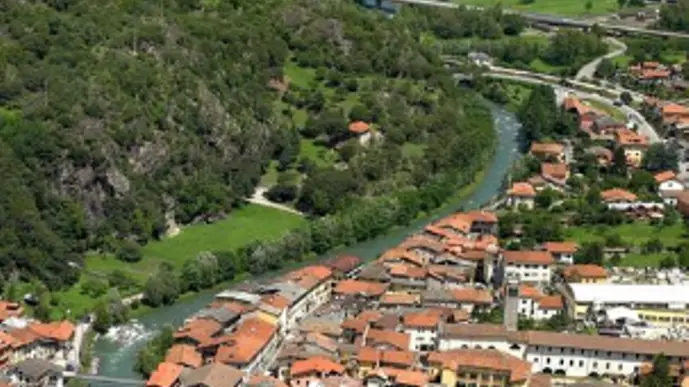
[541,163,569,180]
[601,188,637,202]
[174,319,223,345]
[508,182,536,197]
[371,368,428,387]
[388,263,426,279]
[402,311,442,329]
[214,318,277,366]
[349,121,370,134]
[530,142,564,156]
[563,264,609,280]
[29,321,75,342]
[538,295,564,310]
[655,170,677,183]
[333,280,388,297]
[325,255,362,273]
[428,349,531,383]
[261,294,291,310]
[504,250,554,265]
[290,356,345,377]
[165,344,202,368]
[543,241,578,254]
[365,329,410,351]
[378,248,425,267]
[615,128,649,147]
[147,362,183,387]
[0,301,23,321]
[379,292,419,306]
[452,288,493,305]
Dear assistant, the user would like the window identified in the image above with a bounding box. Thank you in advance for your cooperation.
[546,358,551,364]
[569,360,574,366]
[618,364,623,371]
[593,362,598,368]
[559,359,564,366]
[579,361,584,367]
[606,363,610,370]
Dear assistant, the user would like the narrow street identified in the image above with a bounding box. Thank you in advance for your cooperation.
[575,37,627,81]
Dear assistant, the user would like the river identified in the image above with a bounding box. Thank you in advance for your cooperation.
[91,103,523,381]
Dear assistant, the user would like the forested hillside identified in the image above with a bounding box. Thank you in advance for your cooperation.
[0,0,495,291]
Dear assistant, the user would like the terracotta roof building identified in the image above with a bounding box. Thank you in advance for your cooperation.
[348,121,370,134]
[654,170,677,184]
[503,250,554,284]
[147,363,183,387]
[165,344,202,368]
[507,182,536,210]
[333,280,388,299]
[180,362,245,387]
[429,349,532,386]
[601,188,637,203]
[562,264,609,283]
[542,241,578,265]
[530,142,565,162]
[290,356,345,379]
[541,163,569,183]
[213,317,278,369]
[325,255,362,275]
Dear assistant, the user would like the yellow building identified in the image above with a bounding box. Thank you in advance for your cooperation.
[428,349,531,387]
[562,264,608,284]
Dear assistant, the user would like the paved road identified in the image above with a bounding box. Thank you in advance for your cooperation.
[489,65,645,102]
[247,187,304,216]
[391,0,689,39]
[575,37,627,81]
[481,71,660,144]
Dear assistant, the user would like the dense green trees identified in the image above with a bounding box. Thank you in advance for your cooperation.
[134,326,174,377]
[642,143,679,172]
[517,85,576,144]
[657,0,689,32]
[0,0,497,292]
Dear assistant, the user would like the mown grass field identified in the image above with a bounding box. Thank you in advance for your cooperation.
[54,204,306,318]
[565,222,685,268]
[566,222,685,247]
[454,0,619,16]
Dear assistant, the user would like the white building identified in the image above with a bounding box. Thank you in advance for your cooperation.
[542,242,578,265]
[567,283,689,326]
[439,323,689,379]
[501,250,555,285]
[513,285,564,321]
[401,312,440,352]
[506,182,536,210]
[658,179,685,206]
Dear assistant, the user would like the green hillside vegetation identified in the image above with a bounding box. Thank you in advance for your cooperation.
[0,0,514,323]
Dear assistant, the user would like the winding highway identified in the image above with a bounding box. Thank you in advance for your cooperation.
[480,69,661,144]
[391,0,689,40]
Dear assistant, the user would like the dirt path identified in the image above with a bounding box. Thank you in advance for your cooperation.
[247,187,305,217]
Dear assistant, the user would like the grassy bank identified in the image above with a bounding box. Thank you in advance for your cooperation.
[54,204,306,318]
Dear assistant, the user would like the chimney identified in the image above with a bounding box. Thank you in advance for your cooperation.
[504,280,519,332]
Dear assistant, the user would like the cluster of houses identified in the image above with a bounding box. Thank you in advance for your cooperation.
[505,94,689,219]
[140,205,689,387]
[0,301,77,387]
[643,97,689,141]
[626,61,689,92]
